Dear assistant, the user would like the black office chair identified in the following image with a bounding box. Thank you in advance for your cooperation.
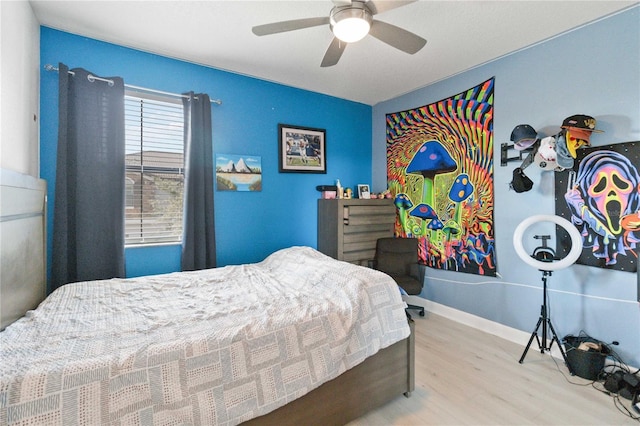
[371,237,425,317]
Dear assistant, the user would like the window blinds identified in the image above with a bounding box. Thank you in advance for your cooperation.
[124,94,185,245]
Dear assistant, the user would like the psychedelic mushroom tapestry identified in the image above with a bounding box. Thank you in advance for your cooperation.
[554,141,640,272]
[386,78,496,276]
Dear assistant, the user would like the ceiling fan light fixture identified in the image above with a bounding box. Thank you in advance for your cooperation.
[330,4,372,43]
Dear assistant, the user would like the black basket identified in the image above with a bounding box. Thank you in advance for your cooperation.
[563,335,609,380]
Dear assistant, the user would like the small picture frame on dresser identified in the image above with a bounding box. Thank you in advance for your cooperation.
[357,184,370,199]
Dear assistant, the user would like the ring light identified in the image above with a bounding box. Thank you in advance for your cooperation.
[513,214,583,271]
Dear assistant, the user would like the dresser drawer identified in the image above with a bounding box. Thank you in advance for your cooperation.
[318,198,396,264]
[343,204,396,226]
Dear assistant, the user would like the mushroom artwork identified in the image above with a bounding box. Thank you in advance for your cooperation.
[394,193,414,236]
[406,140,458,236]
[426,217,445,258]
[427,217,444,231]
[442,219,462,241]
[406,140,457,209]
[409,203,439,237]
[448,173,474,227]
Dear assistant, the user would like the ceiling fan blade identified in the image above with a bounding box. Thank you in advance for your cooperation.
[369,20,426,54]
[252,17,330,36]
[321,37,347,67]
[367,0,417,15]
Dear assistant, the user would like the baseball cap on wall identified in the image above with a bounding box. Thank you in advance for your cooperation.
[561,114,603,133]
[534,136,561,171]
[566,127,594,142]
[510,124,538,151]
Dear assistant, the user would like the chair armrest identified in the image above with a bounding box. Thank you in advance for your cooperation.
[408,262,424,282]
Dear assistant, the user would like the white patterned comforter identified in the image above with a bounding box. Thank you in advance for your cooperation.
[0,246,410,425]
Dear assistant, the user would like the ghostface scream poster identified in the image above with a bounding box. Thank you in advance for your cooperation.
[555,141,640,272]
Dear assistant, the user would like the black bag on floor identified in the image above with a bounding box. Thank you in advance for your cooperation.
[563,335,610,380]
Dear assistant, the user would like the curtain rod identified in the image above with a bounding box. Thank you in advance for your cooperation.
[44,64,222,105]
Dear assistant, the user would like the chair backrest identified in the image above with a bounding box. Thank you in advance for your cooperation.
[374,237,418,276]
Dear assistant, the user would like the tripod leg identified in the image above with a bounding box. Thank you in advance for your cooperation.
[546,319,573,374]
[519,315,544,364]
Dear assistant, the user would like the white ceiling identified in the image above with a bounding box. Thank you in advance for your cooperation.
[29,0,637,105]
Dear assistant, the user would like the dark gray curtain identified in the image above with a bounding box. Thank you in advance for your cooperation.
[181,92,216,270]
[51,63,125,291]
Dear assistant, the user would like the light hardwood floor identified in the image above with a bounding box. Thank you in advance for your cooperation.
[348,312,639,425]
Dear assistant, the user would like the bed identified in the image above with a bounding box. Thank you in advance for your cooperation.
[0,245,414,425]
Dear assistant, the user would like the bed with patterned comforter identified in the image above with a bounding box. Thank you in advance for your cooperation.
[0,246,410,425]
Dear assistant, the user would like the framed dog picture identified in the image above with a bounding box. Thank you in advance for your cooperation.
[357,184,370,199]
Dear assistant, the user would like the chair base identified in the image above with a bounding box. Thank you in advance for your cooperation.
[406,304,425,317]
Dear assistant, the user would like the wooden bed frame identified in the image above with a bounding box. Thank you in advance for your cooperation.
[244,317,415,425]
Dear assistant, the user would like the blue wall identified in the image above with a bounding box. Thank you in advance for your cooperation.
[40,28,372,277]
[372,6,640,367]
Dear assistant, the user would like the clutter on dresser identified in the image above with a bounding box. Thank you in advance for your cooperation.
[316,184,337,199]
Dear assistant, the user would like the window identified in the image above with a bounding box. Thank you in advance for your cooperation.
[124,92,184,245]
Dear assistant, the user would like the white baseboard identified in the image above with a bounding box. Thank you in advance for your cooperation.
[404,296,566,360]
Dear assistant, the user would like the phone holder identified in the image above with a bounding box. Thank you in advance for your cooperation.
[531,235,556,262]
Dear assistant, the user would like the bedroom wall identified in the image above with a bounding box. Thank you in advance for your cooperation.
[1,1,40,176]
[372,6,640,367]
[39,28,372,278]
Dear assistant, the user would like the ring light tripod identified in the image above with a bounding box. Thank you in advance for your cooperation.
[518,264,570,371]
[512,215,583,372]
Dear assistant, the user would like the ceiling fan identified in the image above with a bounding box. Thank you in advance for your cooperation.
[252,0,427,67]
